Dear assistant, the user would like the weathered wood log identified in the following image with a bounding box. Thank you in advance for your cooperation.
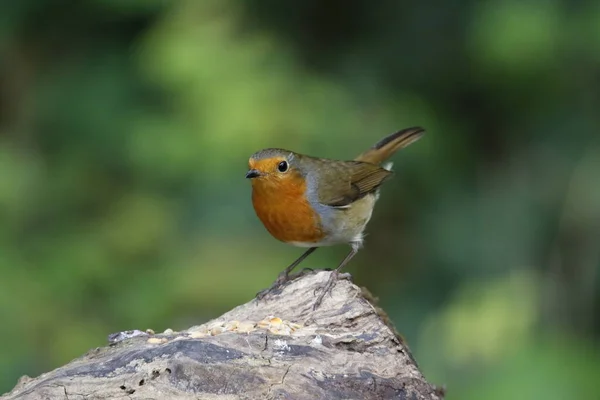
[2,271,444,400]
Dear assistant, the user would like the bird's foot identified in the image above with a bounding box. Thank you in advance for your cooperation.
[312,271,351,310]
[256,271,288,300]
[255,268,315,300]
[297,267,315,275]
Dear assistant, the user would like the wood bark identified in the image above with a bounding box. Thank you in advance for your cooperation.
[2,271,444,400]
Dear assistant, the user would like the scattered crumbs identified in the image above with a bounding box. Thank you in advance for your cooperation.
[183,317,303,337]
[147,337,168,345]
[257,316,303,335]
[146,329,155,335]
[163,328,174,335]
[256,319,270,329]
[189,331,208,339]
[289,322,303,330]
[210,326,225,336]
[224,321,239,331]
[237,321,256,333]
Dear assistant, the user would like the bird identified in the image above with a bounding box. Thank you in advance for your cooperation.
[245,127,425,309]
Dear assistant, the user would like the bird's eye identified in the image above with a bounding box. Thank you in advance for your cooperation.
[277,160,289,173]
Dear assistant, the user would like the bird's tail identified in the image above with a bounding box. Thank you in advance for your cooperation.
[354,127,425,165]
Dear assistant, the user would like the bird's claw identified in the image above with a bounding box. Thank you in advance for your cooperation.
[255,271,289,300]
[312,270,340,310]
[257,267,323,300]
[255,286,275,300]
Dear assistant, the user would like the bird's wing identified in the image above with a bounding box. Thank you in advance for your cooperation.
[316,161,393,207]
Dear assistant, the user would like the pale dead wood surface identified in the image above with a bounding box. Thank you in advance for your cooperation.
[2,271,444,400]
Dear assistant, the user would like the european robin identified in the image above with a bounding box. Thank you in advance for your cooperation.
[246,127,425,309]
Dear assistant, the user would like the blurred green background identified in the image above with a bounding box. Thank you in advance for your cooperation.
[1,0,599,398]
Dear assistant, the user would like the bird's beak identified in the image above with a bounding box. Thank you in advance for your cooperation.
[245,169,262,179]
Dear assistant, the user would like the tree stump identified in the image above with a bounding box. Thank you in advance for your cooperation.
[2,271,444,400]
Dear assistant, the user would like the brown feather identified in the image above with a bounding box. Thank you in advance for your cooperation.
[316,161,393,207]
[250,168,326,243]
[354,127,424,164]
[316,126,424,207]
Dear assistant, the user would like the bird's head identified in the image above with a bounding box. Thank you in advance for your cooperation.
[246,149,303,189]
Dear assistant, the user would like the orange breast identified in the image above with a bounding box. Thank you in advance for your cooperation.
[251,173,325,244]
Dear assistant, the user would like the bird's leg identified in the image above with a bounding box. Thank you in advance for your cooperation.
[256,247,318,299]
[313,244,359,310]
[274,247,318,284]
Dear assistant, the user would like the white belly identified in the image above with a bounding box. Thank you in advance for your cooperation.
[289,193,378,248]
